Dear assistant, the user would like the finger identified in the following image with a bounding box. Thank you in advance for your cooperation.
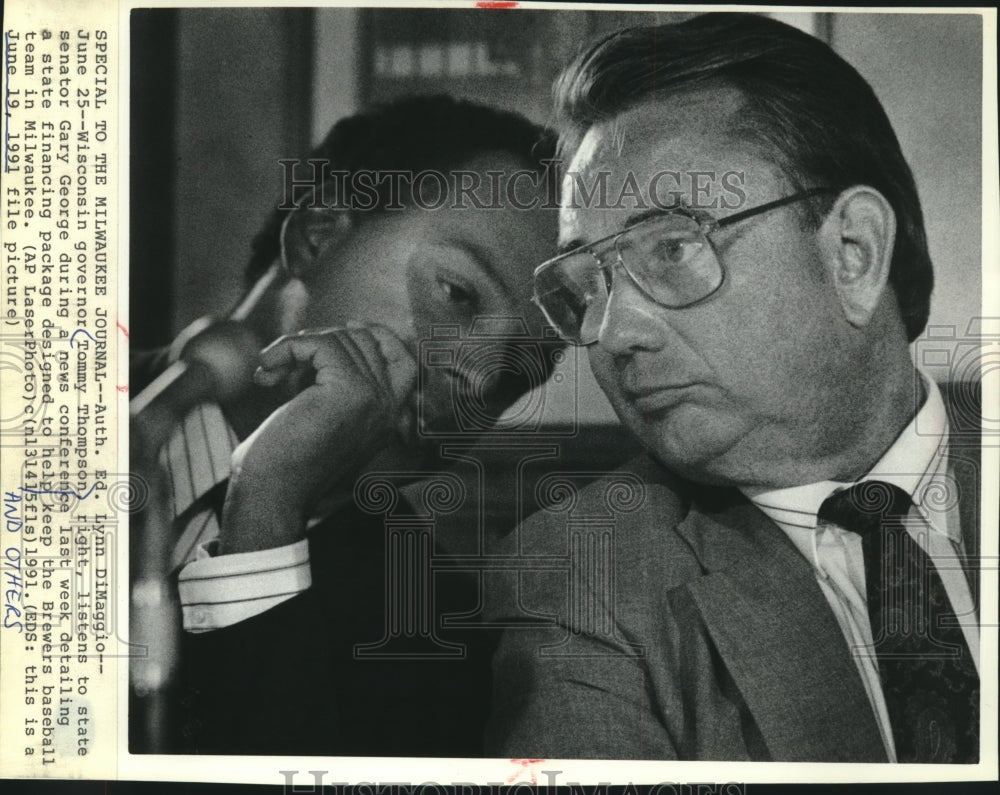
[396,389,421,442]
[256,334,358,389]
[365,324,419,403]
[282,330,383,395]
[366,324,418,373]
[340,325,417,440]
[257,327,345,363]
[321,323,406,400]
[336,326,395,398]
[297,326,341,336]
[327,329,384,395]
[253,365,286,388]
[254,334,311,386]
[305,330,387,396]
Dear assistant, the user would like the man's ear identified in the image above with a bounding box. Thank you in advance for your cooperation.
[280,207,353,282]
[817,186,896,329]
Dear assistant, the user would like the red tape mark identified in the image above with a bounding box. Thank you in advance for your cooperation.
[507,758,546,784]
[476,1,519,8]
[117,322,130,392]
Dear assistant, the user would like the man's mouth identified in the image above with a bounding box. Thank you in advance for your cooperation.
[627,383,698,415]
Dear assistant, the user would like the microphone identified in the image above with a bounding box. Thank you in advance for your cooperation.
[128,268,279,752]
[130,262,283,459]
[130,319,261,460]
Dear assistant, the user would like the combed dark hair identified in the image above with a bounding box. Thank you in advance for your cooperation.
[554,13,933,341]
[245,94,556,284]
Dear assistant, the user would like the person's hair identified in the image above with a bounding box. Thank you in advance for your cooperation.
[245,94,556,284]
[553,12,933,341]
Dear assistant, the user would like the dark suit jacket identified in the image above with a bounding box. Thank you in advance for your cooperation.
[129,346,497,756]
[486,442,981,761]
[179,500,498,756]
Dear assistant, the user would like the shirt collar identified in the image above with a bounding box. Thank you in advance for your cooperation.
[743,373,955,542]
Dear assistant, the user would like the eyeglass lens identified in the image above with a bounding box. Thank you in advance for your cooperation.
[535,213,721,344]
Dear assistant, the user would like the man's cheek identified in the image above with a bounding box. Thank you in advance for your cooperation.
[587,350,618,396]
[589,360,634,422]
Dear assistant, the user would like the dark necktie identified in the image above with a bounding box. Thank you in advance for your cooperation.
[817,480,979,763]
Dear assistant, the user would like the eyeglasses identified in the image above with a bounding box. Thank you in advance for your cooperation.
[532,188,838,345]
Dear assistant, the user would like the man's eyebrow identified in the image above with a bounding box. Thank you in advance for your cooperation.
[557,204,684,257]
[624,205,677,228]
[556,238,586,257]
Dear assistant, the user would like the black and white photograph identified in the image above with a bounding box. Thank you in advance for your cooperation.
[120,0,994,780]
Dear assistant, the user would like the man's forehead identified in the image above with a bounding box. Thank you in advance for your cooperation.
[558,86,762,244]
[576,86,745,160]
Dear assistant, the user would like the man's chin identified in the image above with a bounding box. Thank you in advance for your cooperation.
[631,406,746,485]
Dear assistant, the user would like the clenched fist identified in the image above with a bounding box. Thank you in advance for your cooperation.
[218,323,418,554]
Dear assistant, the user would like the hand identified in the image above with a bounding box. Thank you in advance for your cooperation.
[218,324,417,553]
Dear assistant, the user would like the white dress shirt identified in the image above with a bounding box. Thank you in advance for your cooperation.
[162,401,314,633]
[742,376,979,762]
[177,536,311,632]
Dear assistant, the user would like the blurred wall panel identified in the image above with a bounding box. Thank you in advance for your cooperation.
[831,13,983,347]
[766,11,831,40]
[130,9,178,349]
[170,8,312,334]
[352,9,691,124]
[312,8,360,145]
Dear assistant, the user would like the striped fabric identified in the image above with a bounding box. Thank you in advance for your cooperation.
[163,402,240,570]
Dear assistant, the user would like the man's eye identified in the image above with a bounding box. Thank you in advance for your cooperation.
[654,237,703,265]
[438,278,477,306]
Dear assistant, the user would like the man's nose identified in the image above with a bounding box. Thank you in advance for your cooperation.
[596,262,672,356]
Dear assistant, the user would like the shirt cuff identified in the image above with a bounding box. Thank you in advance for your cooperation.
[177,539,311,633]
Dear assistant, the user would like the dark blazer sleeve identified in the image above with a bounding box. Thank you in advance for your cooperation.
[178,504,497,757]
[180,587,342,755]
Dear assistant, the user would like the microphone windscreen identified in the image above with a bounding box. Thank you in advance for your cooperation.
[176,319,261,402]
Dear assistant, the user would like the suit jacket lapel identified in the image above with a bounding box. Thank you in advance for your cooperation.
[948,445,981,606]
[675,493,888,762]
[939,385,981,594]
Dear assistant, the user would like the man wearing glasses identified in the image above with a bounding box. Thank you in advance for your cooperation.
[488,14,981,762]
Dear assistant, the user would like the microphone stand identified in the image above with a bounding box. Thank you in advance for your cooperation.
[128,419,179,753]
[127,264,279,752]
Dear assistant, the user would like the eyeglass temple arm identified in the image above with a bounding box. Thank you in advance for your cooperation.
[715,187,841,229]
